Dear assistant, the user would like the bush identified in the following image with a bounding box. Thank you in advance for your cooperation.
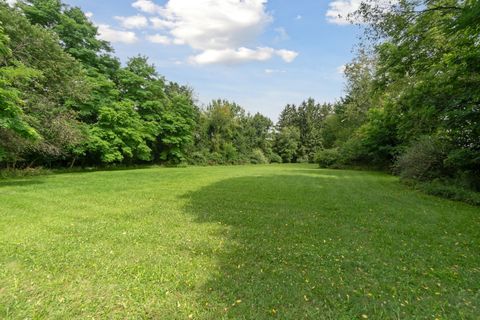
[249,149,268,164]
[269,153,283,163]
[187,151,208,166]
[222,143,238,164]
[307,152,318,164]
[394,136,447,181]
[0,167,52,179]
[445,150,480,191]
[296,155,309,163]
[207,152,224,165]
[315,148,341,168]
[407,179,480,206]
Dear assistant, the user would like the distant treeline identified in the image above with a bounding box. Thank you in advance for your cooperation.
[0,0,333,168]
[1,0,479,194]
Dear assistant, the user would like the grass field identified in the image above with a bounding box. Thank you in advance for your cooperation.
[0,164,479,319]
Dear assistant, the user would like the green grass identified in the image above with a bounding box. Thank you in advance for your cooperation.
[0,164,479,319]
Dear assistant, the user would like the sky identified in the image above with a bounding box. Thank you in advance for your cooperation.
[61,0,364,120]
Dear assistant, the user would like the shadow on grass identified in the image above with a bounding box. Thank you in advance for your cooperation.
[181,174,358,319]
[181,173,480,319]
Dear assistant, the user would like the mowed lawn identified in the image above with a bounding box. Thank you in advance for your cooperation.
[0,164,479,319]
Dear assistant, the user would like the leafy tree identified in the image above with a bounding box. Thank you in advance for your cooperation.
[245,113,274,155]
[86,101,154,164]
[274,126,301,163]
[0,25,40,164]
[316,0,480,189]
[276,99,333,162]
[0,4,87,166]
[20,0,117,71]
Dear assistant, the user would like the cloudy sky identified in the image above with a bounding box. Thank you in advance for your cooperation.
[63,0,363,120]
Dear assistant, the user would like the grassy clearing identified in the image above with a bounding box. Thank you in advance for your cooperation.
[0,164,479,319]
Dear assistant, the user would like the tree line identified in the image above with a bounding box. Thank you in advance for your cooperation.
[0,0,337,168]
[312,0,480,196]
[1,0,479,197]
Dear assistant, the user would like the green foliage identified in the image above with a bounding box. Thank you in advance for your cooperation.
[0,3,89,166]
[275,99,332,162]
[249,148,268,164]
[0,62,40,140]
[315,148,341,168]
[188,99,273,165]
[409,179,480,207]
[19,0,63,27]
[394,136,448,181]
[268,152,283,163]
[0,25,38,162]
[305,0,480,197]
[86,101,153,163]
[20,0,115,70]
[0,2,203,168]
[208,151,225,165]
[188,151,208,166]
[0,166,51,179]
[274,126,300,163]
[1,0,478,208]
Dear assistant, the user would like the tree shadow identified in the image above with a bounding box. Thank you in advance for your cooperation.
[181,174,365,319]
[181,173,480,319]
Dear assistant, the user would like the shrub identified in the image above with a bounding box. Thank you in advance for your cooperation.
[394,136,447,181]
[188,151,208,166]
[307,152,318,164]
[445,150,480,191]
[207,152,224,165]
[222,143,238,164]
[410,179,480,206]
[249,149,268,164]
[0,167,51,179]
[269,153,283,163]
[296,155,309,163]
[316,148,341,168]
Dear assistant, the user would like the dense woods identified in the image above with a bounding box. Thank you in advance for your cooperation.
[314,0,480,198]
[0,0,479,197]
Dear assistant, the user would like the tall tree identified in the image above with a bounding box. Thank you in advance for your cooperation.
[0,3,87,166]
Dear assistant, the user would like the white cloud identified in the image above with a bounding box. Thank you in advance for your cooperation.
[133,0,298,65]
[150,17,175,29]
[153,0,272,51]
[326,0,396,25]
[336,64,346,74]
[114,15,149,29]
[132,0,164,15]
[190,47,297,65]
[85,12,94,19]
[173,38,185,45]
[265,69,286,74]
[276,49,298,63]
[146,34,172,45]
[97,24,138,44]
[190,47,274,65]
[326,0,361,25]
[274,27,289,42]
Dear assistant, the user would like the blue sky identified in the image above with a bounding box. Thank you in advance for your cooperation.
[63,0,362,120]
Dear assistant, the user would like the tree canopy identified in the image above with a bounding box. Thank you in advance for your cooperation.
[0,0,478,194]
